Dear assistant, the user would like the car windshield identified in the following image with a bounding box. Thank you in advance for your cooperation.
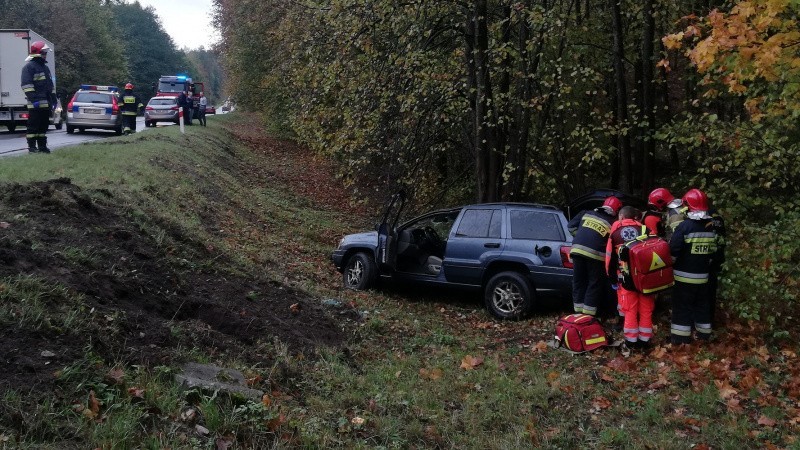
[75,92,113,104]
[149,98,175,106]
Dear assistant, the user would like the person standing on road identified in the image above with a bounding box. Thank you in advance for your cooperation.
[120,83,143,135]
[568,196,622,317]
[198,92,207,127]
[669,189,721,344]
[184,90,194,126]
[20,41,57,154]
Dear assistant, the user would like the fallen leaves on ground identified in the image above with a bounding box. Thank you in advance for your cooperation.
[460,355,484,370]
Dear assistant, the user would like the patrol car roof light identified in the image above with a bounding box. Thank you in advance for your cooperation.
[80,84,119,92]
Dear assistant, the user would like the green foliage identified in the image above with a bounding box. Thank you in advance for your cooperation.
[109,1,194,100]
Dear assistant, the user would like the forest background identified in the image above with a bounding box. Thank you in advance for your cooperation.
[0,0,225,106]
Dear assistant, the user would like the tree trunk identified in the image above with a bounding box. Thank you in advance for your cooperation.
[639,0,656,195]
[470,0,495,202]
[609,0,631,193]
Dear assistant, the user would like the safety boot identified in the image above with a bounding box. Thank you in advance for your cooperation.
[36,137,51,154]
[26,138,39,153]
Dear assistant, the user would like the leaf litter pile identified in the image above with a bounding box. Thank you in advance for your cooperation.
[0,177,357,394]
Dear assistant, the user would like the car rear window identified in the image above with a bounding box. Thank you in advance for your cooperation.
[74,92,113,104]
[456,209,502,238]
[510,210,564,241]
[149,98,176,106]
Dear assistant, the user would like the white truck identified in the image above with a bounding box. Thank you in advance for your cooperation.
[0,29,62,132]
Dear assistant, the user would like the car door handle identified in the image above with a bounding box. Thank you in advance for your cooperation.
[484,243,501,248]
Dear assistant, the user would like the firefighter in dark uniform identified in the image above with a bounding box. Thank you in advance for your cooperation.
[568,196,622,316]
[120,83,143,135]
[20,41,57,154]
[669,189,722,343]
[643,187,674,238]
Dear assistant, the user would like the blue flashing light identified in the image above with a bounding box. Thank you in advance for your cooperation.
[176,75,187,81]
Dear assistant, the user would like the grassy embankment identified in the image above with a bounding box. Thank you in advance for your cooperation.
[0,114,797,449]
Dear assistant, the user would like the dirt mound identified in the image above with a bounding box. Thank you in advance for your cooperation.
[0,178,357,393]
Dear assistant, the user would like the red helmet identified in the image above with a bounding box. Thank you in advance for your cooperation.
[602,196,623,215]
[648,188,674,210]
[30,41,51,54]
[125,83,134,90]
[681,189,709,212]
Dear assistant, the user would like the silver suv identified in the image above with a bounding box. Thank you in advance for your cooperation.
[144,96,179,127]
[65,85,122,135]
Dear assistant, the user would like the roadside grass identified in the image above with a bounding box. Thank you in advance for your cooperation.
[0,114,797,447]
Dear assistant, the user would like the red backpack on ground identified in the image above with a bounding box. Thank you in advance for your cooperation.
[554,314,608,352]
[618,234,674,294]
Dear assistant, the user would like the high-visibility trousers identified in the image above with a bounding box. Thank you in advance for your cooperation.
[618,287,655,343]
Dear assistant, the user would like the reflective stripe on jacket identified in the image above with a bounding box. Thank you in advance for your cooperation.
[20,56,55,107]
[669,218,718,284]
[570,209,615,261]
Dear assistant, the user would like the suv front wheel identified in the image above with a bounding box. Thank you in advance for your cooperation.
[343,252,377,290]
[484,271,533,320]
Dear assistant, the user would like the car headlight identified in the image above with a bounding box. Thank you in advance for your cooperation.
[338,237,345,248]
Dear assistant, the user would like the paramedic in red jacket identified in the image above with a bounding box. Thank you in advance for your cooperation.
[568,196,622,316]
[643,188,674,238]
[606,206,655,348]
[669,189,721,344]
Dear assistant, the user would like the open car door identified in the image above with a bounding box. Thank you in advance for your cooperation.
[377,191,406,271]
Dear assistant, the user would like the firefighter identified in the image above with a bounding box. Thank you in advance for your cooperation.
[120,83,143,135]
[643,188,674,238]
[20,41,57,154]
[606,206,655,348]
[568,195,622,316]
[664,197,687,241]
[669,189,720,344]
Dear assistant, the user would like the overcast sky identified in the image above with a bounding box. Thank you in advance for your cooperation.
[133,0,219,50]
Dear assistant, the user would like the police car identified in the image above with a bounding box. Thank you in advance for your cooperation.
[65,85,123,135]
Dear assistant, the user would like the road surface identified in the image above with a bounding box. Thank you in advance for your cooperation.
[0,117,150,158]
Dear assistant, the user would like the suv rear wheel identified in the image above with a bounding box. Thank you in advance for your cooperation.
[484,271,533,320]
[343,252,377,290]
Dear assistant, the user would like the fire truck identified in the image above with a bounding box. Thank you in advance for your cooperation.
[156,75,204,101]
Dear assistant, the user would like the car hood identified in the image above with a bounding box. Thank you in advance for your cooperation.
[340,231,378,248]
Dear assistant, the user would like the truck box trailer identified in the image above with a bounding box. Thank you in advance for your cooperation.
[0,29,62,132]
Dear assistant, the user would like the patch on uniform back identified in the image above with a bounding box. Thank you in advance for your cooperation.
[620,226,639,242]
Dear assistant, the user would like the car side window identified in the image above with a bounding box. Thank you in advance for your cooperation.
[510,210,564,241]
[456,209,500,238]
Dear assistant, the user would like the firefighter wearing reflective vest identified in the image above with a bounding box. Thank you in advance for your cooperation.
[669,189,721,343]
[568,196,622,316]
[606,206,655,347]
[643,188,674,238]
[120,83,143,135]
[20,41,57,154]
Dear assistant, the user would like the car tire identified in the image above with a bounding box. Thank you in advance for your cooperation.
[343,252,377,290]
[6,125,16,132]
[484,271,534,320]
[114,126,122,135]
[66,125,75,134]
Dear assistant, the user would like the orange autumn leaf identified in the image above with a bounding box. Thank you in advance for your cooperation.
[592,396,612,409]
[460,355,484,370]
[758,415,777,427]
[262,394,272,407]
[715,380,738,399]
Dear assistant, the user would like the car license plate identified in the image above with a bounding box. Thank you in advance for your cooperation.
[83,108,102,114]
[0,111,10,120]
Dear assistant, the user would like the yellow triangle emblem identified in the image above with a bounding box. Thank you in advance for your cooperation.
[650,252,666,271]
